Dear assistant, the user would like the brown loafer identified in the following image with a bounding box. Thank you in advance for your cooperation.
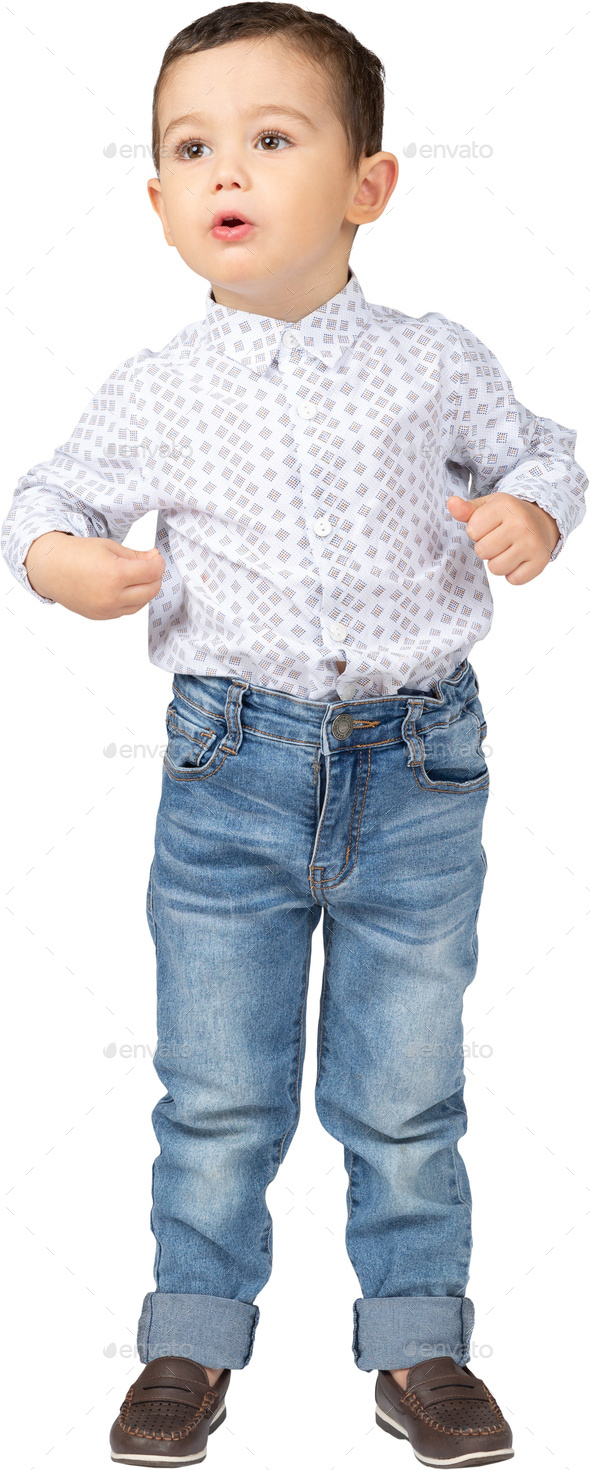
[110,1356,231,1465]
[375,1356,514,1466]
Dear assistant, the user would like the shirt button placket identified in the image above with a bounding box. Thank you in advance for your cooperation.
[283,330,353,695]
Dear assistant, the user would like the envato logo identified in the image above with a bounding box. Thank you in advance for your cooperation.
[108,431,438,466]
[103,1040,193,1060]
[403,141,493,160]
[422,735,492,763]
[101,444,180,461]
[400,437,438,462]
[103,142,192,163]
[104,1338,197,1358]
[103,142,153,160]
[104,1340,141,1359]
[103,741,166,759]
[404,1041,494,1059]
[109,438,434,465]
[404,1340,493,1359]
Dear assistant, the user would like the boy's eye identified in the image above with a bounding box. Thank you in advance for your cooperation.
[255,131,291,151]
[174,129,292,161]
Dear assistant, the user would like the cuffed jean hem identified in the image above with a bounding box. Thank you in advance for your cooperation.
[137,1292,260,1369]
[352,1295,475,1371]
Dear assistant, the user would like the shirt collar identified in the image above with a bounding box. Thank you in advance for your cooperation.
[201,267,371,374]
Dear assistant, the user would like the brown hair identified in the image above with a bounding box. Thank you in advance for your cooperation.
[151,2,385,180]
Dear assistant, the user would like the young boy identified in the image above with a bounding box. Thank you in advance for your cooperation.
[3,5,587,1465]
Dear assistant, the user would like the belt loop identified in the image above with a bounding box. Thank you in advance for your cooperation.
[400,697,425,768]
[223,680,249,754]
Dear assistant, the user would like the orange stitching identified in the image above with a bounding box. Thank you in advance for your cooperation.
[399,1385,506,1438]
[166,716,216,746]
[322,745,371,890]
[119,1385,219,1441]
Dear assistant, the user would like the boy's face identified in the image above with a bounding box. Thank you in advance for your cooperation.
[147,36,397,317]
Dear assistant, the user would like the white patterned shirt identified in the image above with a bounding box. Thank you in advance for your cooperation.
[2,268,587,698]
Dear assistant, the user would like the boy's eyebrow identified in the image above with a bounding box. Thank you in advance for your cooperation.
[162,103,317,144]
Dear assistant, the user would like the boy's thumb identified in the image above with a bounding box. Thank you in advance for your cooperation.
[446,495,471,521]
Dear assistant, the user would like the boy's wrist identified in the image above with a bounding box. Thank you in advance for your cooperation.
[24,529,75,598]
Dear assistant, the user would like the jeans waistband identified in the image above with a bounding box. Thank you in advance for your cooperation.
[170,658,480,756]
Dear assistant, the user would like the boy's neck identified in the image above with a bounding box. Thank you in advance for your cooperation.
[209,264,352,321]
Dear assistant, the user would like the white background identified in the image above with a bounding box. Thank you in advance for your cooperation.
[2,2,589,1467]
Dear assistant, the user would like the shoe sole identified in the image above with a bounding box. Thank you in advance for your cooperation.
[111,1399,226,1465]
[375,1403,515,1466]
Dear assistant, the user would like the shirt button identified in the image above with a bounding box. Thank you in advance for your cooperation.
[339,682,358,700]
[329,621,349,643]
[297,401,317,419]
[282,330,300,348]
[314,516,332,537]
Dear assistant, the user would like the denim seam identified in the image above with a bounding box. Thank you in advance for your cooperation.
[319,747,369,890]
[249,727,400,751]
[141,1293,151,1358]
[470,887,485,963]
[316,911,336,1085]
[347,1149,356,1222]
[451,1134,470,1207]
[263,1135,282,1269]
[290,909,315,1126]
[309,750,333,902]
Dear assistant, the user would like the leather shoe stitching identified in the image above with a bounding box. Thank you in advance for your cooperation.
[118,1386,219,1441]
[400,1385,507,1438]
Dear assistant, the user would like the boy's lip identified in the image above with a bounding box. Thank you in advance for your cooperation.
[210,208,255,229]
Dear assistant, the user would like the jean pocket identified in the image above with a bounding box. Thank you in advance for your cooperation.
[163,693,230,782]
[409,701,489,795]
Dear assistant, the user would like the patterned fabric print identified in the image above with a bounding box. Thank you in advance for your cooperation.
[2,269,587,699]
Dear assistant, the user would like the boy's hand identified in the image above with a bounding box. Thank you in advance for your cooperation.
[24,530,165,618]
[447,492,560,584]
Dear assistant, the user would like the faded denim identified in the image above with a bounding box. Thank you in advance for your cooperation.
[137,657,489,1372]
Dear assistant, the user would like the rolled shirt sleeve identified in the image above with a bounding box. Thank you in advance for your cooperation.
[432,314,588,561]
[1,347,154,603]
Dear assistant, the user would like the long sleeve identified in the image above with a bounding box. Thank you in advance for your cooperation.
[431,314,588,560]
[1,347,155,604]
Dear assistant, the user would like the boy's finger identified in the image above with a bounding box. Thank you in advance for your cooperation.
[108,550,164,586]
[107,542,163,562]
[118,570,163,601]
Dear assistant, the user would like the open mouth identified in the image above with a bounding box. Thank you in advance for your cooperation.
[211,212,256,239]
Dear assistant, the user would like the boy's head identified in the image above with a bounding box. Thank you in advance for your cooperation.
[147,2,398,317]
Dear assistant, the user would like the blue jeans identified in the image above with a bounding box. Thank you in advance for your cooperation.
[137,657,489,1373]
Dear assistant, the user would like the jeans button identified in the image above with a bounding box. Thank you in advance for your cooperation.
[332,713,354,739]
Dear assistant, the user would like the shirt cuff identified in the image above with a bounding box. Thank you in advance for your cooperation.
[16,515,92,603]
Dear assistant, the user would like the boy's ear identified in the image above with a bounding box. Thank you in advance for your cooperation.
[147,178,175,246]
[345,152,399,230]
